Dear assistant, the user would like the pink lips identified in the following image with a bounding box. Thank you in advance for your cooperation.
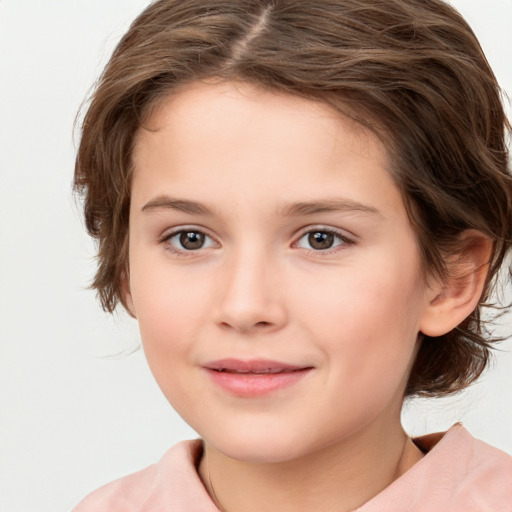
[203,358,312,397]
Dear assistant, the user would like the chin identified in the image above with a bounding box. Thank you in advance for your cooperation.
[203,425,319,464]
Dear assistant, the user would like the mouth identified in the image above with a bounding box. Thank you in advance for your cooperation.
[205,358,311,373]
[211,368,303,374]
[203,358,313,397]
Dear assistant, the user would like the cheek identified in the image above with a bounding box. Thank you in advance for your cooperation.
[293,254,424,383]
[131,271,204,411]
[296,262,422,335]
[129,254,206,363]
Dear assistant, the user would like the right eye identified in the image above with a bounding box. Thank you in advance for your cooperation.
[161,229,217,253]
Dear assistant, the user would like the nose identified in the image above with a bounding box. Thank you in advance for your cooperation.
[213,248,288,335]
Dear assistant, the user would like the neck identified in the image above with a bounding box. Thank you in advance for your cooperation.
[198,420,424,512]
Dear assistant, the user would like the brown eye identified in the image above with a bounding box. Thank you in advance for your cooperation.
[164,229,216,253]
[179,231,205,250]
[308,231,335,250]
[295,229,349,253]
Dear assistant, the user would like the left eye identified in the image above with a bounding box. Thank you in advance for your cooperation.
[164,230,216,251]
[295,230,348,251]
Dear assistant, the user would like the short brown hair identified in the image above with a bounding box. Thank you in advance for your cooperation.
[74,0,512,397]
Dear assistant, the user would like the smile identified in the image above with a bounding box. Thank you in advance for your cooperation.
[203,359,313,397]
[213,368,302,374]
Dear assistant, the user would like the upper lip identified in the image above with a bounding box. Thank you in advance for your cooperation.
[203,358,311,374]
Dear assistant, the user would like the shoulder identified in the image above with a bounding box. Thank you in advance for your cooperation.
[413,424,512,510]
[71,462,158,512]
[415,424,512,477]
[71,439,217,512]
[360,423,512,512]
[446,424,512,506]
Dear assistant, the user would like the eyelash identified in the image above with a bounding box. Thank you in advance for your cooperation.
[293,227,354,255]
[159,226,354,258]
[159,227,218,258]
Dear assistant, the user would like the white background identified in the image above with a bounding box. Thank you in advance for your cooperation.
[0,1,511,511]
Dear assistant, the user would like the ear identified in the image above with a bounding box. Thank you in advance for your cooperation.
[419,231,492,337]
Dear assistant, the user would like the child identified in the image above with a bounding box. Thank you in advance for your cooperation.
[72,0,512,510]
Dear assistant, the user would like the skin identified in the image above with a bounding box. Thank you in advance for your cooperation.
[126,81,487,512]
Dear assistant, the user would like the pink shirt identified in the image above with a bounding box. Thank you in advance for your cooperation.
[73,424,512,511]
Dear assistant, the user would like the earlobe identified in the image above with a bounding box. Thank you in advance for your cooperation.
[419,231,492,337]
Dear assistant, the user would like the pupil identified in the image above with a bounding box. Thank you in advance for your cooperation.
[309,231,334,250]
[180,231,204,250]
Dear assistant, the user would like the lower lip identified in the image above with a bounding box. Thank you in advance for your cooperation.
[205,368,312,397]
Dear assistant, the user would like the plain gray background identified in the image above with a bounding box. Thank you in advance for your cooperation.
[0,1,511,511]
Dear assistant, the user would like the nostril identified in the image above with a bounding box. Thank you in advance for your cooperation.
[218,320,273,332]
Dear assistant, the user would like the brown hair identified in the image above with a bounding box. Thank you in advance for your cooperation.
[74,0,512,397]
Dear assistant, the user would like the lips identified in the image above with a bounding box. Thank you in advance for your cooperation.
[203,358,313,397]
[205,358,307,373]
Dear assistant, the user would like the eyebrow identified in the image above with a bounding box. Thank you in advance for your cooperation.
[141,195,382,219]
[279,199,383,218]
[141,196,215,216]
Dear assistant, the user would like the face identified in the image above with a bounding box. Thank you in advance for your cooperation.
[128,81,435,463]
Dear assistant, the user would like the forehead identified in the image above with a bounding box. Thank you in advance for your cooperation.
[136,80,386,159]
[131,80,406,222]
